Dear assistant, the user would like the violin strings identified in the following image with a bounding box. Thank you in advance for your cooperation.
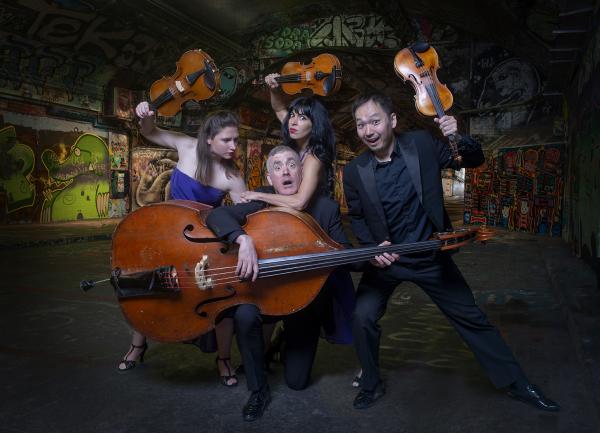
[417,62,459,158]
[419,66,445,117]
[276,73,302,83]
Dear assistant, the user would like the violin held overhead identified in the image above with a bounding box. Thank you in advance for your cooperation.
[148,49,220,117]
[255,53,342,96]
[394,42,462,164]
[91,200,492,342]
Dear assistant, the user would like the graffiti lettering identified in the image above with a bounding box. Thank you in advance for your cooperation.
[255,14,401,58]
[310,15,401,49]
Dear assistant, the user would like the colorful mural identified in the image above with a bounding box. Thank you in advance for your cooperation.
[464,145,563,235]
[109,198,128,218]
[40,133,110,222]
[565,20,600,274]
[470,45,543,143]
[109,131,129,170]
[0,125,36,214]
[130,147,177,210]
[254,14,402,58]
[0,112,116,223]
[246,139,265,191]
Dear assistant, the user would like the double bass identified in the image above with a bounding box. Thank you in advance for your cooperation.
[100,201,492,342]
[394,42,462,164]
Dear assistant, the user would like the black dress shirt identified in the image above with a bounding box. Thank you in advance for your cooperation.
[373,147,435,265]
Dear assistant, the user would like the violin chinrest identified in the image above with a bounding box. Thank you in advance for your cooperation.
[411,41,430,53]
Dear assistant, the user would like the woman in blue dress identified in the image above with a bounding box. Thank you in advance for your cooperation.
[240,74,355,350]
[117,102,246,387]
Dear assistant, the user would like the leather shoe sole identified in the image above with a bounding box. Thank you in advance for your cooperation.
[243,392,271,422]
[507,384,560,412]
[353,382,385,409]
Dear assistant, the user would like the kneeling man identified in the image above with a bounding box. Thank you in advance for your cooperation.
[206,145,357,421]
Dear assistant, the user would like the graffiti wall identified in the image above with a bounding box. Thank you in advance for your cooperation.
[0,0,201,112]
[469,44,544,143]
[130,147,177,210]
[254,14,402,58]
[564,17,600,273]
[464,145,563,235]
[0,111,115,223]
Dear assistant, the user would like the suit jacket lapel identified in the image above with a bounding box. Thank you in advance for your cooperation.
[396,135,423,203]
[357,154,388,232]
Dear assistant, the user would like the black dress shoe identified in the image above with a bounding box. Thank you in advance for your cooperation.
[353,381,385,409]
[507,383,560,412]
[243,387,271,422]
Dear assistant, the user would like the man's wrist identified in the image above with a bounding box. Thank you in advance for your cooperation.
[235,234,252,245]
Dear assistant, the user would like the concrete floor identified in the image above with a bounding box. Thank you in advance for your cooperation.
[1,219,600,433]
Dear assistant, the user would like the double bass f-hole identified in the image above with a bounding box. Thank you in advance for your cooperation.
[394,42,462,165]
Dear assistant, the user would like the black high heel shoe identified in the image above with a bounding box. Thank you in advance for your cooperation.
[216,357,238,387]
[118,342,148,371]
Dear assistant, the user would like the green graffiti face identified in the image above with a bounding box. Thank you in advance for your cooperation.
[48,174,110,221]
[42,133,109,181]
[0,126,36,213]
[40,133,110,222]
[219,66,238,97]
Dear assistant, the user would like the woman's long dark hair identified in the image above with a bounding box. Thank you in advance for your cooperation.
[281,96,335,194]
[195,111,239,184]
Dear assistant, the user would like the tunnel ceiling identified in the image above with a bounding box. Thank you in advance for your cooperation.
[1,0,596,145]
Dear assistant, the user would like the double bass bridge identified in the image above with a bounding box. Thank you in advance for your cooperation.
[194,255,213,290]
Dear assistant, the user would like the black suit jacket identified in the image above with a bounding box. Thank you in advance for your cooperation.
[343,131,484,247]
[206,186,352,250]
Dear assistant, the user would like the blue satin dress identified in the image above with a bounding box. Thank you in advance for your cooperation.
[169,167,225,206]
[170,166,226,352]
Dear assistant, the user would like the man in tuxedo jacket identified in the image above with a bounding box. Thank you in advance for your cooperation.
[206,145,356,422]
[343,92,559,412]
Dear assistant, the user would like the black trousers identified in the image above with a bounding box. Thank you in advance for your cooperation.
[234,286,329,392]
[353,253,528,391]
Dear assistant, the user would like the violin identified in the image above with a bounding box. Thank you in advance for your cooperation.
[394,42,462,164]
[94,200,492,342]
[256,53,342,96]
[148,49,220,117]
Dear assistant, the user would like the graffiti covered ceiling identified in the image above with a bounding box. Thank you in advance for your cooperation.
[0,0,595,146]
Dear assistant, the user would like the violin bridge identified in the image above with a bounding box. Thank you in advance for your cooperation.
[174,80,185,93]
[194,255,213,290]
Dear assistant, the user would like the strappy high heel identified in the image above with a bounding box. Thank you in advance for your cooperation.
[118,342,148,371]
[216,356,238,387]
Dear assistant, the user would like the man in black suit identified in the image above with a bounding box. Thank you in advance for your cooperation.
[206,145,355,422]
[343,92,559,411]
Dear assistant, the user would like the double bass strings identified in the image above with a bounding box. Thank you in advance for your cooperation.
[155,234,476,289]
